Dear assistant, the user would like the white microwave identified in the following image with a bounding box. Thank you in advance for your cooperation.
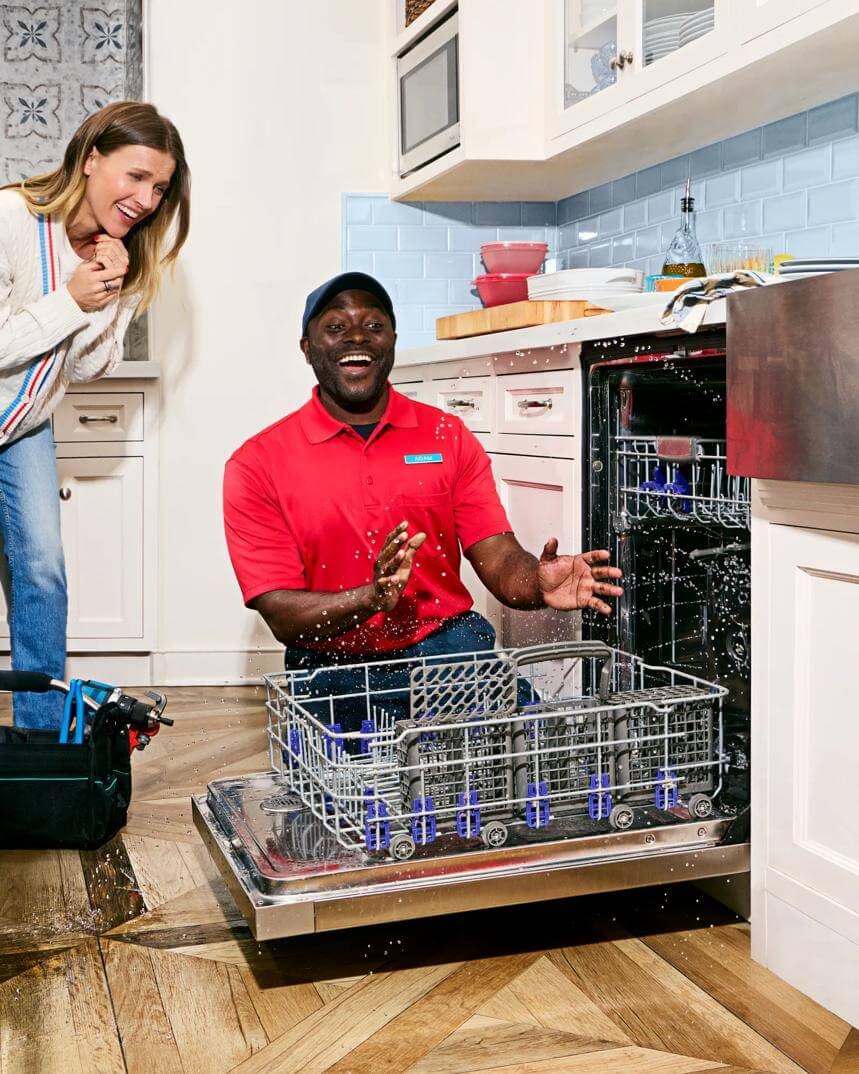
[397,12,460,177]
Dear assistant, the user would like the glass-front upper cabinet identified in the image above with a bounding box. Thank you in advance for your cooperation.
[554,0,732,139]
[564,0,621,108]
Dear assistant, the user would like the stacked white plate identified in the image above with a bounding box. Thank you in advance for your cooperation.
[777,257,859,280]
[643,12,689,63]
[528,267,644,303]
[678,7,715,47]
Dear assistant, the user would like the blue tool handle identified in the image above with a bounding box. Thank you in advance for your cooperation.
[73,680,86,746]
[59,688,74,745]
[59,680,88,746]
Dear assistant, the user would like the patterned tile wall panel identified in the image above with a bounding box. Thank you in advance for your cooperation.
[342,195,557,349]
[0,0,146,359]
[345,93,859,350]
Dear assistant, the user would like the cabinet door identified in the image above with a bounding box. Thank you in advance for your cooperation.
[626,0,731,89]
[57,457,144,639]
[551,0,635,138]
[754,522,859,1025]
[486,453,581,649]
[552,0,731,139]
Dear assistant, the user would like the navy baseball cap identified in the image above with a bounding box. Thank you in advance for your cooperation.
[301,272,396,336]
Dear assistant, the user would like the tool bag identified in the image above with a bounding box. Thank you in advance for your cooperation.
[0,670,170,850]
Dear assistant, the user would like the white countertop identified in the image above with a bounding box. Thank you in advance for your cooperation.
[108,361,160,379]
[397,299,727,367]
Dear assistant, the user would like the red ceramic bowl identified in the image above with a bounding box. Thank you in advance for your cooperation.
[480,241,548,274]
[474,273,531,307]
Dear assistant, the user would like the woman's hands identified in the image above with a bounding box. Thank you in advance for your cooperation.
[67,234,129,312]
[370,521,426,612]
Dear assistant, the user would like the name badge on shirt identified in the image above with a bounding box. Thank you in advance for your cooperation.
[404,453,443,465]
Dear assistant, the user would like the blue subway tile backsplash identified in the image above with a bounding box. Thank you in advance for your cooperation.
[833,136,859,179]
[343,93,859,349]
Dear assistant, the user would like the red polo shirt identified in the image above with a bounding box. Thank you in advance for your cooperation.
[223,385,511,655]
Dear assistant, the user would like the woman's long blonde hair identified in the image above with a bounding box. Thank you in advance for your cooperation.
[7,101,190,312]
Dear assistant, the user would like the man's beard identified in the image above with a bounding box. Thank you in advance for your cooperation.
[307,344,396,413]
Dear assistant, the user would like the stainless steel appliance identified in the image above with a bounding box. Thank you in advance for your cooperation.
[727,269,859,484]
[194,332,751,939]
[396,11,460,176]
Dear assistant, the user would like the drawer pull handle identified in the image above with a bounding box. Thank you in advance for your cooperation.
[517,398,553,411]
[446,398,477,410]
[79,415,118,424]
[59,488,72,501]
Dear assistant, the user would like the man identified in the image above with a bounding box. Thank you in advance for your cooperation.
[223,272,622,717]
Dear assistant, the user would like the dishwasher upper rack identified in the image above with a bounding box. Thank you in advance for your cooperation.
[612,435,750,529]
[264,642,728,861]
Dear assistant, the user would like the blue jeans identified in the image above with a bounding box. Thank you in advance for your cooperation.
[284,611,500,732]
[0,422,67,728]
[283,612,537,740]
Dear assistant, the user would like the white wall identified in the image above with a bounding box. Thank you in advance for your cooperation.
[146,1,390,682]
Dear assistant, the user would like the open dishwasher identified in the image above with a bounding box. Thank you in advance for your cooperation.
[194,333,750,939]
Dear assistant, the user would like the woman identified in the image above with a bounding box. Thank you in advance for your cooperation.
[0,101,190,727]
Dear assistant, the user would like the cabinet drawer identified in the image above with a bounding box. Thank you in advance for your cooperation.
[54,393,143,443]
[495,370,576,436]
[430,376,493,433]
[395,381,429,405]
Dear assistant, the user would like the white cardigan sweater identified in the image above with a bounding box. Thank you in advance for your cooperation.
[0,188,137,445]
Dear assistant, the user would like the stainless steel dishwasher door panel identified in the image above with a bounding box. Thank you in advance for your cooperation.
[193,773,749,940]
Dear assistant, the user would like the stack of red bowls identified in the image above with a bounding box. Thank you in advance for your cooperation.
[474,242,548,307]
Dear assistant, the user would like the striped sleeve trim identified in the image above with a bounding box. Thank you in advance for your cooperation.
[0,214,62,438]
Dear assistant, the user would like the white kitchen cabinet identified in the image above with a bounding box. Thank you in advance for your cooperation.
[0,456,144,643]
[391,0,859,201]
[56,457,144,640]
[486,452,581,648]
[0,377,158,673]
[550,0,732,141]
[751,482,859,1026]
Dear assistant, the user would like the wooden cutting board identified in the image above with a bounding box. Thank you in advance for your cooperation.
[436,299,612,340]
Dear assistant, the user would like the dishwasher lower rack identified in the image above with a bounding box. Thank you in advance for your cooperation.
[262,641,729,861]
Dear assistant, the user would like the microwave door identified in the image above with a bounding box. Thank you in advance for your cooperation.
[398,14,460,175]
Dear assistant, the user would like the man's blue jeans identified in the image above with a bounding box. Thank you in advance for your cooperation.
[0,421,67,728]
[284,611,501,732]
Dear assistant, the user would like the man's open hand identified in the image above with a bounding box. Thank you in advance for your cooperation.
[537,539,624,616]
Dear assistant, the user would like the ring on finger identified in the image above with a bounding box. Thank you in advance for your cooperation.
[103,280,115,293]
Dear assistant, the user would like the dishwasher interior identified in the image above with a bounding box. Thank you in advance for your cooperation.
[582,337,751,824]
[194,333,751,939]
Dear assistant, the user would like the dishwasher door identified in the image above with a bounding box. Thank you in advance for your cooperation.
[194,772,748,939]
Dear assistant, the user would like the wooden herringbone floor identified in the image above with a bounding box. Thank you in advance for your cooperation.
[1,686,857,1074]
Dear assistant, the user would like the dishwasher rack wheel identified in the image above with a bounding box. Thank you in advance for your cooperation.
[609,804,635,831]
[389,832,417,861]
[480,819,509,849]
[687,793,714,820]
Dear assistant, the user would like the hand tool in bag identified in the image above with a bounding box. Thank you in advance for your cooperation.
[0,670,174,749]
